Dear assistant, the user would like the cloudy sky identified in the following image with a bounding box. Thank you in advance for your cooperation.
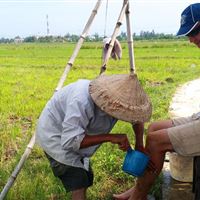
[0,0,198,38]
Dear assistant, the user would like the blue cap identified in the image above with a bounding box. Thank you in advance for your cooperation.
[177,3,200,36]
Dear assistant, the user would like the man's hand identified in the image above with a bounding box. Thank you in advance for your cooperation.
[109,134,130,151]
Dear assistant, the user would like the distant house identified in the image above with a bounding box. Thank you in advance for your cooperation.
[14,36,24,43]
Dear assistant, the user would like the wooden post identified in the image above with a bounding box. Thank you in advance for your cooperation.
[0,1,102,199]
[125,2,135,75]
[100,0,129,74]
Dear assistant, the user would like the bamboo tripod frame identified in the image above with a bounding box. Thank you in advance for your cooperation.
[0,0,135,199]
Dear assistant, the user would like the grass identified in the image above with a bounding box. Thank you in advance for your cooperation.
[0,40,200,199]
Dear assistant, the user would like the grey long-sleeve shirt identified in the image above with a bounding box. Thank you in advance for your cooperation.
[36,79,117,169]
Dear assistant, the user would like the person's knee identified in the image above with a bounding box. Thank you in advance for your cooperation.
[146,131,165,153]
[147,120,173,133]
[147,122,159,133]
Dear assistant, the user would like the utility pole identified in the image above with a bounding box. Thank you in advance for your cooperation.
[46,14,50,36]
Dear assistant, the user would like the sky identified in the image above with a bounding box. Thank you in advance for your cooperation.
[0,0,199,38]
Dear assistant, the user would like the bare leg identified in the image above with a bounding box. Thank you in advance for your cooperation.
[147,119,173,132]
[113,120,174,200]
[128,126,174,199]
[72,188,87,200]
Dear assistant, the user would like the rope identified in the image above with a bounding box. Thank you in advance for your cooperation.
[103,0,109,37]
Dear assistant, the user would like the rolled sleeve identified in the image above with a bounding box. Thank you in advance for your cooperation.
[73,134,85,151]
[61,132,85,152]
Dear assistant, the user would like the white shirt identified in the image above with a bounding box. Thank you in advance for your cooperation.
[36,79,117,169]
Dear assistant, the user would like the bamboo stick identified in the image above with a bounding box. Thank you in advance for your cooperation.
[0,1,102,199]
[125,2,135,74]
[100,0,129,74]
[0,134,35,200]
[55,0,102,91]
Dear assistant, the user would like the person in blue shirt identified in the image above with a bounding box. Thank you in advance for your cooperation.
[36,73,150,200]
[113,3,200,200]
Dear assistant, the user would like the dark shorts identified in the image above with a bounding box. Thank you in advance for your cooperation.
[45,153,94,192]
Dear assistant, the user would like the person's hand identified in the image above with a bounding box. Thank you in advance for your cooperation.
[110,134,130,151]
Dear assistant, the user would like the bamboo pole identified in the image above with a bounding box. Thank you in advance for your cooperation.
[55,0,102,91]
[125,2,135,74]
[0,134,35,200]
[0,1,102,199]
[100,0,129,74]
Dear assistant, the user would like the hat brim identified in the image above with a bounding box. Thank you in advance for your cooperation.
[177,21,199,36]
[89,74,152,123]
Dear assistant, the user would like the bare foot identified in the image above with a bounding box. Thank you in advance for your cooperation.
[113,187,135,200]
[128,192,148,200]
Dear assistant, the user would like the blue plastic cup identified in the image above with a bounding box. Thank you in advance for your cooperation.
[122,148,150,177]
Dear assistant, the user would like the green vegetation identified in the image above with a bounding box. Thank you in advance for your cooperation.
[1,31,183,43]
[0,39,200,200]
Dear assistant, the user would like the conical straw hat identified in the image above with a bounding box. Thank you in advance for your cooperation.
[89,74,152,123]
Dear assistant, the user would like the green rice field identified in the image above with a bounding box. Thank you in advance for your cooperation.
[0,39,200,199]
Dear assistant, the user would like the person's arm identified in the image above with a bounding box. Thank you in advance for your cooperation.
[132,122,144,151]
[80,133,130,152]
